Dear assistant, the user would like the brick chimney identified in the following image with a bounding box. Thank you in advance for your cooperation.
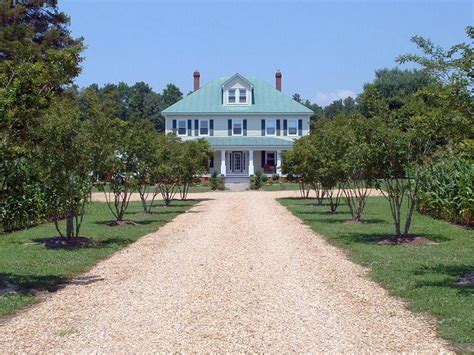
[275,70,282,91]
[193,70,200,91]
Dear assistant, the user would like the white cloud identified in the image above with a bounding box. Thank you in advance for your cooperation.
[314,89,358,106]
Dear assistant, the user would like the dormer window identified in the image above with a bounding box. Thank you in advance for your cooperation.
[228,89,236,103]
[239,89,247,103]
[222,74,253,106]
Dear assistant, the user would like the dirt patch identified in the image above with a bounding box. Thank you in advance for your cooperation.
[455,272,474,287]
[43,236,96,249]
[378,236,437,246]
[0,282,22,296]
[105,220,137,227]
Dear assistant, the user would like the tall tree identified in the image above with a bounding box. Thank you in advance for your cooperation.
[0,0,84,230]
[357,68,435,120]
[323,97,357,119]
[291,93,324,124]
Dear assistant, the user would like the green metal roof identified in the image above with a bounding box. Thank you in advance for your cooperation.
[188,136,294,148]
[162,75,313,115]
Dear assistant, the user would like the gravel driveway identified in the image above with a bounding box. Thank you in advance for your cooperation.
[0,191,450,352]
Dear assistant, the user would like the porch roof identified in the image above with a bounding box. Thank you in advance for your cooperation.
[194,136,294,149]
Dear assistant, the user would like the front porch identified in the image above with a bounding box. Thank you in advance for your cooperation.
[209,149,284,177]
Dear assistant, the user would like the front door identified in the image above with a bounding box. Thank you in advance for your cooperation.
[233,152,243,173]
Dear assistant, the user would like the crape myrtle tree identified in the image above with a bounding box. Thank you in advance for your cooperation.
[281,138,314,199]
[130,120,162,214]
[340,115,383,222]
[156,134,182,207]
[312,117,349,213]
[177,139,212,200]
[98,120,140,224]
[39,99,94,239]
[0,0,84,230]
[370,87,465,239]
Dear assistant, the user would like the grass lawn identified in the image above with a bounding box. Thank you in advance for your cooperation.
[262,182,300,191]
[278,196,473,348]
[91,183,212,194]
[0,199,197,317]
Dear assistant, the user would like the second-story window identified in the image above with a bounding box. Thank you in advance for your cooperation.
[199,120,209,136]
[228,89,236,103]
[233,119,243,135]
[288,119,298,136]
[266,119,276,135]
[239,89,247,103]
[177,120,187,135]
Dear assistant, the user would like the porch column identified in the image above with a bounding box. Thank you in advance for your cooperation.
[220,150,226,176]
[276,149,282,174]
[248,149,254,175]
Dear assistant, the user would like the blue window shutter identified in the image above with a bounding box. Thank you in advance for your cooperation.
[261,150,266,167]
[243,119,247,136]
[172,120,176,134]
[261,119,266,136]
[187,120,192,136]
[209,155,214,168]
[283,119,288,136]
[194,119,199,136]
[228,119,232,136]
[210,119,214,136]
[276,119,281,136]
[298,119,303,136]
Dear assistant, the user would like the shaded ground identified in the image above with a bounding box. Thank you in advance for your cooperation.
[0,191,449,352]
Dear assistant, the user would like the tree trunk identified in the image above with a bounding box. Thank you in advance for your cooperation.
[66,214,74,239]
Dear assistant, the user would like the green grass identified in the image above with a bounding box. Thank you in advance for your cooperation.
[262,182,300,191]
[278,196,473,347]
[91,183,212,194]
[186,184,213,193]
[0,199,197,317]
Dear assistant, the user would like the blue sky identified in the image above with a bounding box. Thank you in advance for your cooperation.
[61,0,472,106]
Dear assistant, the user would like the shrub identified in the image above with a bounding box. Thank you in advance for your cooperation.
[209,172,225,191]
[250,171,267,190]
[0,159,46,231]
[272,174,280,181]
[418,156,474,226]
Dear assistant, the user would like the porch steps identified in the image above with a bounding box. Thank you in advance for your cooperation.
[225,182,250,192]
[224,176,250,192]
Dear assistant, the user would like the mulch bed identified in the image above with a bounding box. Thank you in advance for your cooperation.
[43,236,96,249]
[377,235,437,246]
[105,220,138,227]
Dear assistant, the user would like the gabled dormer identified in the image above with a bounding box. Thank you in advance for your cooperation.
[222,73,253,106]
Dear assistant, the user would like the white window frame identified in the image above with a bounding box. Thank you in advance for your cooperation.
[177,119,187,136]
[266,119,276,136]
[288,119,298,136]
[199,119,209,136]
[232,119,243,136]
[238,88,247,103]
[228,89,236,104]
